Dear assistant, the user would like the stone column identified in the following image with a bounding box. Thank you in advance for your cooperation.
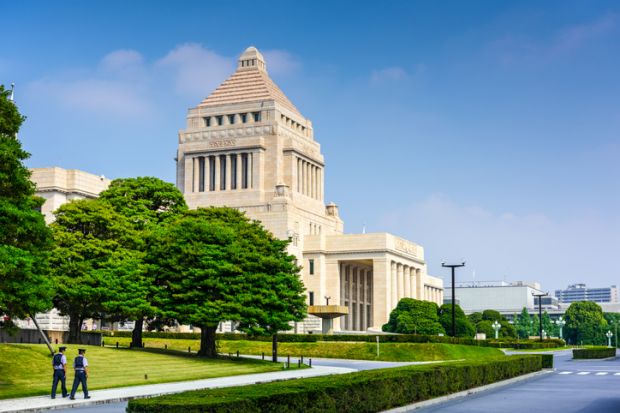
[183,156,192,194]
[347,265,353,330]
[390,261,397,311]
[404,266,411,298]
[236,153,243,190]
[410,267,416,298]
[225,154,232,190]
[416,269,423,300]
[360,269,366,330]
[371,258,390,331]
[356,267,363,330]
[193,157,200,192]
[397,263,404,301]
[214,155,220,191]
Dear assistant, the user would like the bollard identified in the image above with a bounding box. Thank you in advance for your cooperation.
[165,344,167,350]
[298,359,301,368]
[309,358,312,367]
[262,352,265,360]
[188,346,191,353]
[301,355,304,364]
[116,342,119,349]
[144,374,148,380]
[287,354,290,368]
[237,350,240,358]
[102,340,104,347]
[142,341,145,348]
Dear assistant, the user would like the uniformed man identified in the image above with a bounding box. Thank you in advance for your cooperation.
[51,346,68,399]
[69,348,90,400]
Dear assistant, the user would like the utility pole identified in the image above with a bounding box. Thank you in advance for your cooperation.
[442,262,465,337]
[532,292,548,342]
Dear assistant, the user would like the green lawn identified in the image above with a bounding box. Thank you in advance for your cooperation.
[0,344,285,400]
[109,337,504,362]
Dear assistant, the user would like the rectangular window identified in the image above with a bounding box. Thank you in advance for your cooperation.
[216,115,223,126]
[209,156,216,191]
[252,112,261,122]
[198,157,205,192]
[309,259,315,275]
[240,113,247,123]
[230,154,237,189]
[219,155,227,190]
[228,114,235,125]
[309,292,314,306]
[204,117,211,127]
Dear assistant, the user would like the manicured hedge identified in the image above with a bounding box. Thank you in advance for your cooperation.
[486,338,565,349]
[573,347,617,359]
[541,354,554,368]
[127,355,543,413]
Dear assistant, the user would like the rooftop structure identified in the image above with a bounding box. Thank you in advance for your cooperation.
[555,283,618,304]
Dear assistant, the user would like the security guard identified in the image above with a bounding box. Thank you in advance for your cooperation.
[51,346,68,399]
[69,348,90,400]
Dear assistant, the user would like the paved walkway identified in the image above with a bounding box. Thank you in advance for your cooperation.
[0,365,355,413]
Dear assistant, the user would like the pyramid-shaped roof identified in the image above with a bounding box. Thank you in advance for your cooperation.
[198,47,301,116]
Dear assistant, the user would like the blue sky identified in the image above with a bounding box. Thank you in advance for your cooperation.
[2,1,619,292]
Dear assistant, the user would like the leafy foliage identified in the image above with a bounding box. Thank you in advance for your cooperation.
[382,298,445,335]
[514,307,532,338]
[438,304,475,337]
[0,85,53,326]
[564,301,608,345]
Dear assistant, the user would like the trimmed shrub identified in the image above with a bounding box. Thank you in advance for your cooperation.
[127,356,542,413]
[540,354,554,368]
[573,347,616,359]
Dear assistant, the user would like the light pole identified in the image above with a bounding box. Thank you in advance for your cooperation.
[492,320,501,339]
[542,329,547,340]
[606,331,613,348]
[442,262,465,337]
[532,292,548,342]
[555,316,566,340]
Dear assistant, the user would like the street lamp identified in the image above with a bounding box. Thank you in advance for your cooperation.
[542,329,547,340]
[492,320,501,339]
[606,331,613,348]
[532,291,549,342]
[442,262,465,337]
[554,316,566,340]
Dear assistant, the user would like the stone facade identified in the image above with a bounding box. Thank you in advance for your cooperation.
[176,47,444,332]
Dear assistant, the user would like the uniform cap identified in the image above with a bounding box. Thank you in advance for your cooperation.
[59,346,67,351]
[78,348,86,353]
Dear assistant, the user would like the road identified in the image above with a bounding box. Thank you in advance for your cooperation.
[413,350,620,413]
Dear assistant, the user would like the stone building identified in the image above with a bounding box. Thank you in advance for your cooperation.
[176,46,443,332]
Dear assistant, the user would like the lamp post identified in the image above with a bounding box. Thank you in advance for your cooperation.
[542,329,547,340]
[555,316,566,340]
[492,320,501,339]
[442,262,465,337]
[606,331,613,348]
[532,292,548,342]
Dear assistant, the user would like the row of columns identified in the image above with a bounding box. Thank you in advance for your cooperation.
[425,286,443,305]
[390,262,421,310]
[296,157,322,200]
[192,152,253,192]
[340,263,373,331]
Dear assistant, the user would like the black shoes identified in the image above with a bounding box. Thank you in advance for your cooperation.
[85,396,91,399]
[69,397,75,400]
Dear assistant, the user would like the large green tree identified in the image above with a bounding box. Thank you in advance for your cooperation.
[565,301,607,345]
[438,303,475,337]
[148,207,306,357]
[50,199,139,343]
[515,307,532,338]
[0,85,53,337]
[98,177,187,347]
[382,298,445,335]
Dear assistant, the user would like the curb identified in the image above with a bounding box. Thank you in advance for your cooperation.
[383,369,554,412]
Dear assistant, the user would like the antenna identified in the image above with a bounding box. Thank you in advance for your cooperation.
[9,83,15,102]
[362,222,366,234]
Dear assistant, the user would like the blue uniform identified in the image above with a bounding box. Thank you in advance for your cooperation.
[69,354,90,399]
[51,352,68,398]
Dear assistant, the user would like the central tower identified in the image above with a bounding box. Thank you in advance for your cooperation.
[177,46,343,260]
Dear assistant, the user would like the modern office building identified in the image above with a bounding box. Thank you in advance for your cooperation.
[175,46,444,332]
[555,283,618,304]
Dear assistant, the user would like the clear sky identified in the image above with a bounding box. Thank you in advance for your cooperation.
[2,1,619,292]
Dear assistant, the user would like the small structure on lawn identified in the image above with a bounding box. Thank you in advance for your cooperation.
[308,305,348,334]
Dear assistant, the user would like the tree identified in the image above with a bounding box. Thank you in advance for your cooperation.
[148,207,306,357]
[604,313,620,347]
[565,301,607,345]
[98,177,187,347]
[531,314,540,339]
[438,304,475,337]
[49,199,139,343]
[468,312,483,325]
[541,311,554,338]
[515,307,532,338]
[0,85,53,351]
[382,298,445,335]
[481,309,502,322]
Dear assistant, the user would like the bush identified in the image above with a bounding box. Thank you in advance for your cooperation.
[127,356,543,413]
[485,338,565,349]
[573,347,616,359]
[541,354,554,368]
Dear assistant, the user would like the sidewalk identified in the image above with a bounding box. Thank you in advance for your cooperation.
[0,365,356,413]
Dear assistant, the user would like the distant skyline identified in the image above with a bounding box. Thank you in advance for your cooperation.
[2,1,619,292]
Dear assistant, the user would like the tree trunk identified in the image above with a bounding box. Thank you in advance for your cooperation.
[272,334,278,363]
[68,315,80,344]
[198,326,217,357]
[30,314,54,355]
[131,317,144,348]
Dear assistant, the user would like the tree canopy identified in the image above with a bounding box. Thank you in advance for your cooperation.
[148,207,306,357]
[565,301,607,345]
[438,303,475,337]
[382,298,444,335]
[0,85,53,328]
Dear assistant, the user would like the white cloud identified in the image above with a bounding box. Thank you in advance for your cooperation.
[261,49,301,76]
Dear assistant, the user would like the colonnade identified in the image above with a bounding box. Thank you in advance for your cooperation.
[296,157,322,200]
[340,262,373,331]
[192,152,253,192]
[424,285,443,305]
[389,261,421,310]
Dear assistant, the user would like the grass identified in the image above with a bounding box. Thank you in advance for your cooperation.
[0,344,287,400]
[108,337,505,362]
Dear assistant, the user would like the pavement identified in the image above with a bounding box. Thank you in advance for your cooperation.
[0,356,416,413]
